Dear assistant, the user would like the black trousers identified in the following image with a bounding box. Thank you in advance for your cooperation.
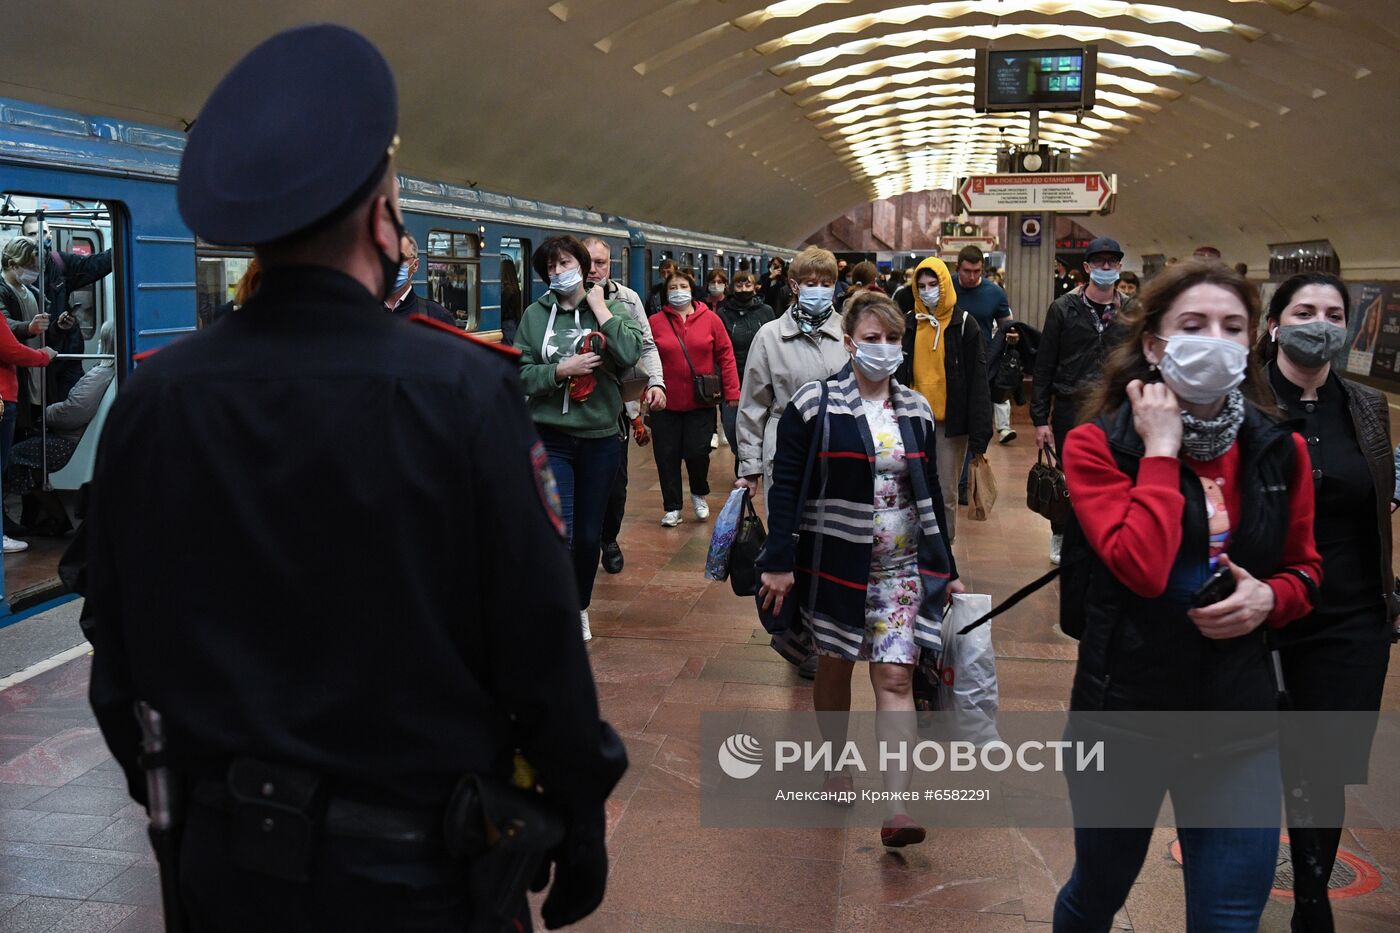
[650,408,715,512]
[178,799,525,932]
[602,435,629,546]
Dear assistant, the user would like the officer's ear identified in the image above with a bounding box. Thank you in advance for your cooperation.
[370,195,402,261]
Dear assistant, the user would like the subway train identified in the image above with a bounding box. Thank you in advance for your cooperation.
[0,95,791,618]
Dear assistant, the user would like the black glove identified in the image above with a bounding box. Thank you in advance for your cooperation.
[540,809,609,930]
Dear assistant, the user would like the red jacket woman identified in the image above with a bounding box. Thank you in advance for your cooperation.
[649,269,740,526]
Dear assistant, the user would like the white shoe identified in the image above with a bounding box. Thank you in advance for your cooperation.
[580,610,592,642]
[661,511,683,527]
[710,433,719,449]
[3,535,28,554]
[1050,534,1063,566]
[692,495,710,520]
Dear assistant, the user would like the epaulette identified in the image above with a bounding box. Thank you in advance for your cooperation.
[132,347,162,362]
[407,314,521,359]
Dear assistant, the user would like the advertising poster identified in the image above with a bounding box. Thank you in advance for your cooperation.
[1345,283,1388,378]
[1367,286,1400,382]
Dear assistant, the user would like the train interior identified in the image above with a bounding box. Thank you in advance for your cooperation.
[0,194,118,608]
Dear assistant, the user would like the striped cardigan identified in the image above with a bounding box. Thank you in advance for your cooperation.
[757,363,959,663]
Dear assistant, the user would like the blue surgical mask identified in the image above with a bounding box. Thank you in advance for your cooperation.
[797,285,834,314]
[1089,267,1120,288]
[394,261,411,292]
[549,267,584,295]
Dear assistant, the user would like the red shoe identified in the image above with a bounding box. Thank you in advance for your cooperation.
[821,771,855,806]
[880,814,926,848]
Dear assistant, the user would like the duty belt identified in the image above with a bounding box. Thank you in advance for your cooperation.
[192,779,440,845]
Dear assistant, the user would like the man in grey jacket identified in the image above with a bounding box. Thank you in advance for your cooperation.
[584,237,666,574]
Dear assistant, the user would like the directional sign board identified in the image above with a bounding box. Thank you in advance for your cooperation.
[956,173,1116,215]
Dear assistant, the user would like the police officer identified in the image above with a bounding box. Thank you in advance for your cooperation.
[80,25,625,932]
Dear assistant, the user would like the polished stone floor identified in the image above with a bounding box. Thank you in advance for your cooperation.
[0,407,1397,932]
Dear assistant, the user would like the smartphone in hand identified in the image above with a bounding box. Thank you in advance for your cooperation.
[1191,566,1236,608]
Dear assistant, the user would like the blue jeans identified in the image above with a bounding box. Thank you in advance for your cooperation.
[1054,744,1280,932]
[537,425,622,612]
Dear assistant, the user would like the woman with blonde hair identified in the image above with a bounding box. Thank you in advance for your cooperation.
[758,290,960,844]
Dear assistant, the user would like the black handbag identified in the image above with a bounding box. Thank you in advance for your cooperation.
[755,383,829,635]
[662,312,722,406]
[1026,445,1072,526]
[728,494,767,597]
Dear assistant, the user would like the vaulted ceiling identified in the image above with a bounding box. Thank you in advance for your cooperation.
[3,1,1398,272]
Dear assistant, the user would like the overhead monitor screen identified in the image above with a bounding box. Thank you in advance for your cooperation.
[975,46,1097,112]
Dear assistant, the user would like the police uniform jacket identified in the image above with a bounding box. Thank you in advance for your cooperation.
[82,265,627,820]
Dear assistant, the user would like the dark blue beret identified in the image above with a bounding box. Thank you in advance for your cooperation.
[177,24,398,246]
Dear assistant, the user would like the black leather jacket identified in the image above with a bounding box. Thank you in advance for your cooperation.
[1030,287,1127,426]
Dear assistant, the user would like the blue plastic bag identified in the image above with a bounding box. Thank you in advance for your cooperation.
[704,488,748,581]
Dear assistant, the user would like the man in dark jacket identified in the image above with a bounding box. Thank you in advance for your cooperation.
[646,259,679,316]
[1031,236,1129,563]
[384,234,455,326]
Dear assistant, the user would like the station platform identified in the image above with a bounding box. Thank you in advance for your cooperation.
[0,408,1396,932]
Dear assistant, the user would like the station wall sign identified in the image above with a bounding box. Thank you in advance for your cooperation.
[1021,215,1042,246]
[957,173,1116,215]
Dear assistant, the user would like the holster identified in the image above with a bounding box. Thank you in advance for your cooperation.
[226,758,325,883]
[443,774,565,931]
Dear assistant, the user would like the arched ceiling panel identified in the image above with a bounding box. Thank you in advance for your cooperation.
[0,0,1395,270]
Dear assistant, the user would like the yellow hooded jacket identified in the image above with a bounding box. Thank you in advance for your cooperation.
[910,256,958,420]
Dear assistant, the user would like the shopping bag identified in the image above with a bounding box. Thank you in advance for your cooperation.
[914,594,1000,744]
[966,454,997,521]
[703,488,748,581]
[728,494,767,597]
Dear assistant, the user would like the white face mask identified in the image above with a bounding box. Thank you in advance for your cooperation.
[17,268,38,286]
[708,284,725,295]
[1156,335,1249,405]
[549,267,584,295]
[851,341,904,380]
[668,289,691,307]
[918,286,941,308]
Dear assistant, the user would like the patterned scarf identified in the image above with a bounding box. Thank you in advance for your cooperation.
[790,302,833,335]
[1179,388,1245,462]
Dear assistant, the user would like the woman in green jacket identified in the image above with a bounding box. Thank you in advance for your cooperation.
[516,235,642,641]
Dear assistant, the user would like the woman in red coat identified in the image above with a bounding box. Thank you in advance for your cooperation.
[649,269,740,526]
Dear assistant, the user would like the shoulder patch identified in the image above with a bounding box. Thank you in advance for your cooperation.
[407,313,522,360]
[530,440,567,540]
[132,347,162,363]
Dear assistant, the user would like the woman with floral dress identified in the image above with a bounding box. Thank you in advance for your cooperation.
[757,291,962,846]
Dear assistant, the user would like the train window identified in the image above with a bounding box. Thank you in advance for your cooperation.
[195,247,254,329]
[426,229,481,331]
[498,236,527,333]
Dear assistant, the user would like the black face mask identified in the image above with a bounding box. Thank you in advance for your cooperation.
[375,200,407,301]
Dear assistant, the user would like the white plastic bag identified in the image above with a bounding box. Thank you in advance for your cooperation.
[938,593,1000,745]
[704,488,749,581]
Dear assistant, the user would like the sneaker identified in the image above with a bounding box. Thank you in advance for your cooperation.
[2,535,27,554]
[999,428,1017,444]
[1050,533,1063,566]
[580,610,592,642]
[692,495,710,521]
[661,511,683,527]
[601,541,624,574]
[710,433,719,449]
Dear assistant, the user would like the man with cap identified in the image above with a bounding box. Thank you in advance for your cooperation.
[1030,235,1128,564]
[77,24,625,932]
